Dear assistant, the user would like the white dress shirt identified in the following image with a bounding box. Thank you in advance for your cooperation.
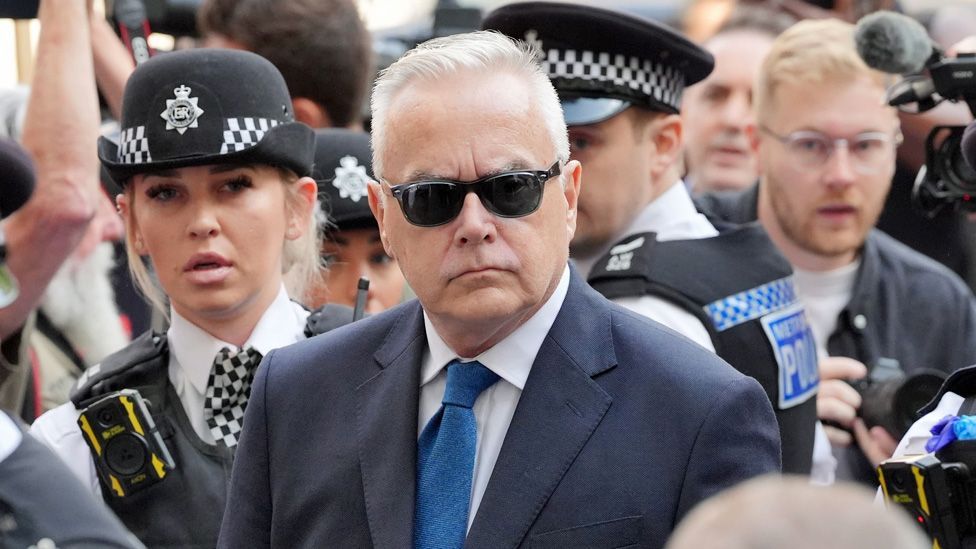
[572,182,718,351]
[30,285,309,498]
[418,265,570,531]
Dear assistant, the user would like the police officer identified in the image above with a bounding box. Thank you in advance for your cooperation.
[307,128,407,313]
[31,48,352,547]
[484,2,823,476]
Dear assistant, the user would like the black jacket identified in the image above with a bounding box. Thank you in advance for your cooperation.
[697,185,976,482]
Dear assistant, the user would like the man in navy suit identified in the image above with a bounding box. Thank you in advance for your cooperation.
[219,30,781,549]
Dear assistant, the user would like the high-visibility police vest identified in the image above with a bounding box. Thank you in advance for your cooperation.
[588,224,819,474]
[69,304,354,548]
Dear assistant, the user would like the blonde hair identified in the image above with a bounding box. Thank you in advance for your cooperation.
[370,30,569,180]
[122,167,322,318]
[754,19,891,125]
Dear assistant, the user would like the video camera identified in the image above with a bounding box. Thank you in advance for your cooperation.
[852,360,946,439]
[879,441,976,549]
[855,11,976,216]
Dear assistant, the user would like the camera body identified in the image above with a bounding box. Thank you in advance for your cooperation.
[77,389,175,498]
[905,54,976,216]
[879,442,976,549]
[849,359,946,439]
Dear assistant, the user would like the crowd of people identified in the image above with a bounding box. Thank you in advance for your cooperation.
[1,0,975,547]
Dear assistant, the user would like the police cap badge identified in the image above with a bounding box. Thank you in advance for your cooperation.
[98,48,314,184]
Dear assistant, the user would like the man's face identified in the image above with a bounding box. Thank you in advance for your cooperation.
[757,76,899,270]
[567,108,654,258]
[369,71,580,343]
[683,30,774,194]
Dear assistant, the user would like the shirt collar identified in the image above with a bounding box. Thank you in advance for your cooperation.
[574,182,716,276]
[168,284,310,394]
[420,264,571,391]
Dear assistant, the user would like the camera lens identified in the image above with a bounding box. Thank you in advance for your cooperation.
[97,406,118,427]
[889,468,908,493]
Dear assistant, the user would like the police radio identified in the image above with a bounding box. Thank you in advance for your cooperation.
[78,389,175,498]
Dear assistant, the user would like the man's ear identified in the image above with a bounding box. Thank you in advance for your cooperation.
[292,97,333,128]
[648,114,683,179]
[562,159,582,238]
[367,180,395,258]
[286,176,318,240]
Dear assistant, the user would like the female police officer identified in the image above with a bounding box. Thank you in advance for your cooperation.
[31,48,334,547]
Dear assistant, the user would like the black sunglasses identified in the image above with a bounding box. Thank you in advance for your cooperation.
[387,162,562,227]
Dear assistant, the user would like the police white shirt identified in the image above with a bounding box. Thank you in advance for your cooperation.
[419,264,569,532]
[573,182,718,352]
[29,285,309,498]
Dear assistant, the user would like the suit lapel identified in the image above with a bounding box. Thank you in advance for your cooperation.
[465,272,617,548]
[356,303,426,549]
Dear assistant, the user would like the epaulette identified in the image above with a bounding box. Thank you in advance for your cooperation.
[304,303,358,338]
[587,232,658,285]
[69,331,168,408]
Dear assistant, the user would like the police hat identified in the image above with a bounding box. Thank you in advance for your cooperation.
[0,138,34,219]
[482,2,714,125]
[313,129,375,232]
[98,48,314,184]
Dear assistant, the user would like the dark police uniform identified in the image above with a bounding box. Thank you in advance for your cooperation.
[29,48,345,547]
[484,3,818,474]
[700,184,976,482]
[63,305,352,548]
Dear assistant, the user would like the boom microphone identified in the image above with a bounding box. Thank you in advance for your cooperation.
[854,11,937,75]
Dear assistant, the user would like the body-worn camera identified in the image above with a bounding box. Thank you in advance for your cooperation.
[849,359,946,440]
[879,441,976,549]
[78,389,175,497]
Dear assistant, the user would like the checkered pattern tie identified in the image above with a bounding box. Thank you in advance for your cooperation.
[203,346,262,447]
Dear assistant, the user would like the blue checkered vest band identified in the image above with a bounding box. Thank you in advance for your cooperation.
[586,225,819,475]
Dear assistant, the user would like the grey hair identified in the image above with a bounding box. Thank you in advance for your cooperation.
[370,30,569,179]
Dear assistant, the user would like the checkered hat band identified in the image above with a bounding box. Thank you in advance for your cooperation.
[704,276,799,332]
[203,346,262,448]
[117,125,152,165]
[220,117,280,154]
[543,48,684,111]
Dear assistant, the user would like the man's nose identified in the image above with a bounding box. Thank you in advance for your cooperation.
[97,193,124,242]
[453,192,497,246]
[823,145,857,187]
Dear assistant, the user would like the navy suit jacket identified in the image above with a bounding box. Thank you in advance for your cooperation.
[218,270,780,549]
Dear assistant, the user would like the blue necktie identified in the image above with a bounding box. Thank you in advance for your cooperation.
[414,360,500,549]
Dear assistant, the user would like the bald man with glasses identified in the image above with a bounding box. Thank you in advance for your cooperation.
[698,18,976,486]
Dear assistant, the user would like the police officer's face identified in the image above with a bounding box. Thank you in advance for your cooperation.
[120,165,315,328]
[683,30,774,194]
[756,77,899,270]
[567,108,657,258]
[307,227,406,312]
[369,71,581,352]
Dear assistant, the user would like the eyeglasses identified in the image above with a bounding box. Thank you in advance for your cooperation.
[386,162,562,227]
[759,126,903,175]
